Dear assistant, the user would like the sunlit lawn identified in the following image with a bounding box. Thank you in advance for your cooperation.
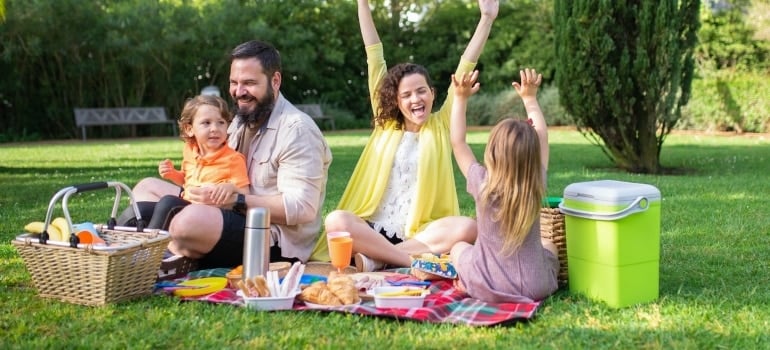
[1,129,768,349]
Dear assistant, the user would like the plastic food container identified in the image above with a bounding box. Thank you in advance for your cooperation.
[372,286,428,309]
[240,291,298,311]
[559,180,661,308]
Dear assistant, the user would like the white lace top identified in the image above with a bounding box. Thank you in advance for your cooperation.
[368,131,420,240]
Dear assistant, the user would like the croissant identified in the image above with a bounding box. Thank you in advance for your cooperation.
[299,281,325,302]
[317,288,343,306]
[327,273,359,304]
[329,282,358,304]
[327,272,355,289]
[300,281,344,306]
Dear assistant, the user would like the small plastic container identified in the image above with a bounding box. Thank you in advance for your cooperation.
[372,286,428,309]
[240,291,299,311]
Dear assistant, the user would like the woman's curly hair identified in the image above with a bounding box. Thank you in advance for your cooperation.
[374,63,433,129]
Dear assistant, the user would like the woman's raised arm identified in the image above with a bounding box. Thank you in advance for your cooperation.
[358,0,381,46]
[461,0,499,63]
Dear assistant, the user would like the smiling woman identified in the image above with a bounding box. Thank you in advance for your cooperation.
[313,0,500,273]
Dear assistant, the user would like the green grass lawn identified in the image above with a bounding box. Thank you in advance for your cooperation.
[1,129,769,349]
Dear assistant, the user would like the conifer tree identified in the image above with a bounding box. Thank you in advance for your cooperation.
[554,0,700,173]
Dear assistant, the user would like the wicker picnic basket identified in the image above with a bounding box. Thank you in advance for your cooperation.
[540,198,568,287]
[12,182,170,306]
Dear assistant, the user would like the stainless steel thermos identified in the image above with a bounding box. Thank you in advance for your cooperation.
[243,207,270,279]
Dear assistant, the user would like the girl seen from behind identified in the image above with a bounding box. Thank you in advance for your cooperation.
[449,69,559,303]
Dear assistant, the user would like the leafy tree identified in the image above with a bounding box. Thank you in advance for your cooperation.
[554,0,701,173]
[696,0,770,72]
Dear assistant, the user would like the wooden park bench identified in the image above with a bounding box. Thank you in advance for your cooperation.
[295,104,335,130]
[74,107,178,141]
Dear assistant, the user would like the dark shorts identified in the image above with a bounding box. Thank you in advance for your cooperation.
[366,221,404,245]
[197,209,299,270]
[116,201,296,270]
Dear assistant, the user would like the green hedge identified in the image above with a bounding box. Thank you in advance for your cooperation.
[466,72,769,135]
[680,72,770,133]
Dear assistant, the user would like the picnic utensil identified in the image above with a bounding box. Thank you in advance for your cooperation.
[155,281,209,291]
[388,280,431,287]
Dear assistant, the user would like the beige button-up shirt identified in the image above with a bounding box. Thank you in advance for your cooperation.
[227,93,332,261]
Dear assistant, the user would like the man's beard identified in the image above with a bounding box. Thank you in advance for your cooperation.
[236,86,275,128]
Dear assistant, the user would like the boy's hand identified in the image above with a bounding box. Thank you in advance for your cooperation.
[158,159,174,178]
[512,68,542,99]
[452,70,481,98]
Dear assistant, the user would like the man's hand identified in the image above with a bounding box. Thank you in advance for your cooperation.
[209,183,238,205]
[185,186,215,205]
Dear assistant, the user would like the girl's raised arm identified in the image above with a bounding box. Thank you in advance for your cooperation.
[450,70,481,178]
[512,68,548,171]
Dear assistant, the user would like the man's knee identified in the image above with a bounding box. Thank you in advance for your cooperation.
[168,204,221,239]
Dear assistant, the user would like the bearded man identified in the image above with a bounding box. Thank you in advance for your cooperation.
[120,40,332,275]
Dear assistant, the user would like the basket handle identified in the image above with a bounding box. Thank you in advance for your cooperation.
[41,181,146,247]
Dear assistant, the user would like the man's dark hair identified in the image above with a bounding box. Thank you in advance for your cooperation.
[230,40,282,77]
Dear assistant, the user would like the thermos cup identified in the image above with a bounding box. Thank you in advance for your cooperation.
[243,207,270,280]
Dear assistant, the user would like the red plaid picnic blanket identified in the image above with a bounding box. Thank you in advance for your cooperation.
[165,269,540,326]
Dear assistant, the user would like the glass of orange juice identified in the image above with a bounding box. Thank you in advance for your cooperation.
[327,231,353,273]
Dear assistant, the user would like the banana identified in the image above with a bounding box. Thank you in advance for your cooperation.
[44,224,63,242]
[24,221,46,234]
[24,218,70,241]
[51,217,72,241]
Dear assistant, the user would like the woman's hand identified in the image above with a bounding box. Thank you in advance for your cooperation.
[479,0,499,20]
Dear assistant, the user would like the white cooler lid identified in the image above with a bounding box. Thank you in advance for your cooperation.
[563,180,661,205]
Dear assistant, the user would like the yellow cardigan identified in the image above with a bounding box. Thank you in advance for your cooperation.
[309,43,476,261]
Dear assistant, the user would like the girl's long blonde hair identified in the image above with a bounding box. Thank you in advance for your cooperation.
[480,118,545,255]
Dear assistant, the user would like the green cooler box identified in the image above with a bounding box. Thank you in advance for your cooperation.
[559,180,661,308]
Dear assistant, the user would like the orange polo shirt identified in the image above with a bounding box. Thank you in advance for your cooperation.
[180,142,250,202]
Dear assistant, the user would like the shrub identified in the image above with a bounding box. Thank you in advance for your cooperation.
[466,85,571,127]
[680,71,770,133]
